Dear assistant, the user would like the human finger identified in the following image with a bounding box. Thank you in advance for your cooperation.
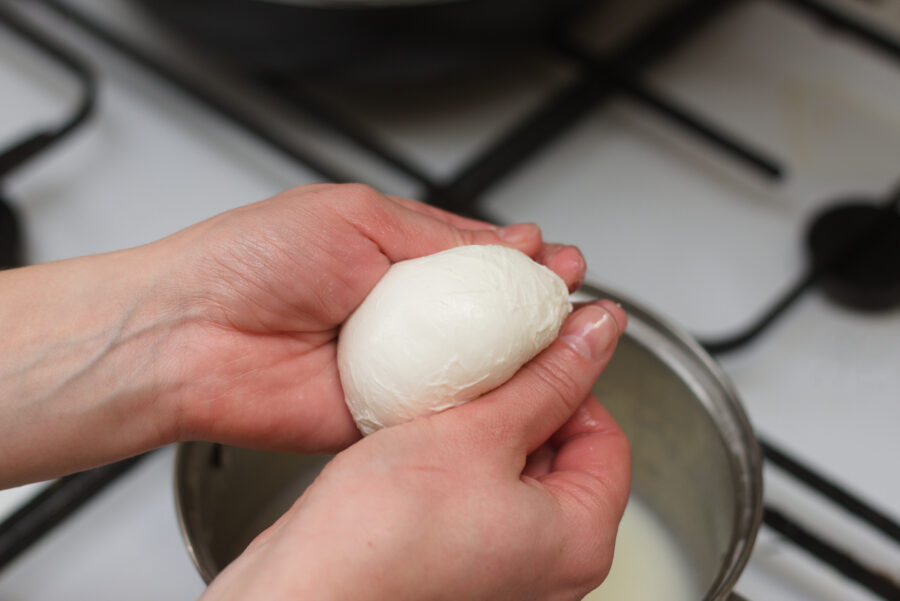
[522,442,556,479]
[542,395,631,520]
[524,393,629,493]
[385,194,498,231]
[451,300,626,456]
[386,195,586,291]
[334,184,544,261]
[534,243,586,292]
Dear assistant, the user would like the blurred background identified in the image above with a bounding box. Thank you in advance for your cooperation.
[0,0,898,599]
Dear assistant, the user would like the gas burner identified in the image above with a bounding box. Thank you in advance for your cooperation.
[808,197,900,311]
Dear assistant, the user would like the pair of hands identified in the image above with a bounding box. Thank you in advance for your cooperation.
[0,183,629,601]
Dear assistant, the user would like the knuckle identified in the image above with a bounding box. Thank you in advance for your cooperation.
[336,183,384,210]
[448,227,470,247]
[290,182,333,196]
[325,184,395,236]
[523,354,586,414]
[458,227,496,247]
[275,182,336,207]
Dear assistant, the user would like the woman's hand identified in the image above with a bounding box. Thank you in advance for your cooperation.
[154,183,587,453]
[0,182,633,601]
[201,301,630,601]
[0,183,587,485]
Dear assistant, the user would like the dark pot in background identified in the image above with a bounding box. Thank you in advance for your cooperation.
[132,0,592,83]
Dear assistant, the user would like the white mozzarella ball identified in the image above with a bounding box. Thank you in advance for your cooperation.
[337,244,572,435]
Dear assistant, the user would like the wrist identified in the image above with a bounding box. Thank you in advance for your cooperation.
[204,537,369,601]
[96,238,220,449]
[0,243,191,484]
[99,243,193,447]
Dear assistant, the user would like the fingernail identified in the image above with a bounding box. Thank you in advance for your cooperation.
[560,304,620,361]
[498,222,539,243]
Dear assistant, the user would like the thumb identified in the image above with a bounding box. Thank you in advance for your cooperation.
[448,300,627,455]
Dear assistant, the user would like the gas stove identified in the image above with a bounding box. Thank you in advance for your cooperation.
[1,0,898,599]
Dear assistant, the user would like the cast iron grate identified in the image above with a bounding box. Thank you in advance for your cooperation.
[0,2,96,269]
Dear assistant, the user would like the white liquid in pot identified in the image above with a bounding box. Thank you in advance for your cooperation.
[582,496,698,601]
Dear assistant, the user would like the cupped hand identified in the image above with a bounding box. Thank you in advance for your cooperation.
[151,183,587,453]
[200,300,629,601]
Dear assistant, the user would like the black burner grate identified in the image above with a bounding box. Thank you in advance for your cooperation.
[0,1,96,269]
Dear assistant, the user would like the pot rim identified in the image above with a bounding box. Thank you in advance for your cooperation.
[579,281,764,600]
[174,443,215,585]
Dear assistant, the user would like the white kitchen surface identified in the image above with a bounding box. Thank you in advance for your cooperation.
[1,0,898,599]
[0,483,46,521]
[0,448,206,600]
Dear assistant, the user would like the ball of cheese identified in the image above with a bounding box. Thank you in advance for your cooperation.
[337,244,572,435]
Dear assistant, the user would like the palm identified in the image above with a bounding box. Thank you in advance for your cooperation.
[173,195,393,451]
[167,185,584,453]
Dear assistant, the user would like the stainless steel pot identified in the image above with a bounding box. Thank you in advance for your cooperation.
[175,283,763,599]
